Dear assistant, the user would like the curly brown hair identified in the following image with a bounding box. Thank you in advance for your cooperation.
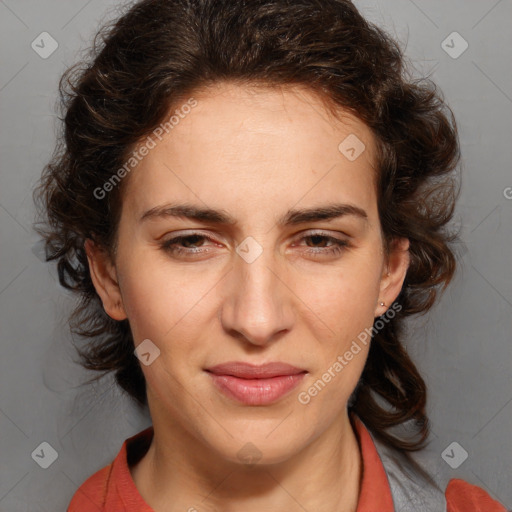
[34,0,460,452]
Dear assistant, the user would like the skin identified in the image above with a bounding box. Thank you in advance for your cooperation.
[86,82,410,512]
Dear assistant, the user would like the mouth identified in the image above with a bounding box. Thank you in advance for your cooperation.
[204,362,307,405]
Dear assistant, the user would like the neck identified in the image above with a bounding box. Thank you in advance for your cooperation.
[131,409,362,512]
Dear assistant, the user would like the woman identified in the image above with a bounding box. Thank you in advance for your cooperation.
[34,0,507,510]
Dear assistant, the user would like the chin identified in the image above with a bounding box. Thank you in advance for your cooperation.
[225,442,298,467]
[204,423,311,467]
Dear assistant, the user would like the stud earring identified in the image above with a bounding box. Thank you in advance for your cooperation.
[379,301,386,307]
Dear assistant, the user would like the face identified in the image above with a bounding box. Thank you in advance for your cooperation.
[86,82,409,464]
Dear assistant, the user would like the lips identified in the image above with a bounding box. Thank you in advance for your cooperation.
[205,362,307,405]
[206,361,306,379]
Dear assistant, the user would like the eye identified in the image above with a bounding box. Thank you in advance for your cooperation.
[160,233,218,257]
[294,231,350,257]
[160,231,350,259]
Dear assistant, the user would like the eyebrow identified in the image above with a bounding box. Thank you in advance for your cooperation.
[139,202,368,226]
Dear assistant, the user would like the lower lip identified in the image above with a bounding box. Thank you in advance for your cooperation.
[207,372,306,405]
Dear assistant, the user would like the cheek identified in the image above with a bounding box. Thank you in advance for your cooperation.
[296,251,382,339]
[295,273,376,418]
[326,278,376,321]
[116,247,208,344]
[117,255,213,402]
[291,246,381,409]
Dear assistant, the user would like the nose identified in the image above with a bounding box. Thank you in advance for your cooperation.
[220,243,295,347]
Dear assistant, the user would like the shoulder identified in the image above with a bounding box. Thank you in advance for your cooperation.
[67,427,154,512]
[352,414,508,512]
[67,463,113,511]
[445,478,508,512]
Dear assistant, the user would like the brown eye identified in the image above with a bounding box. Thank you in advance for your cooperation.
[296,232,350,257]
[161,233,217,256]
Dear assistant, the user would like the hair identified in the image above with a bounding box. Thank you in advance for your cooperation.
[34,0,460,452]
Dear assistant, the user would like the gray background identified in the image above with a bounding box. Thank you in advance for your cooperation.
[0,0,511,510]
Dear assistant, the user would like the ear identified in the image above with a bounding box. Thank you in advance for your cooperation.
[374,237,410,317]
[84,239,127,321]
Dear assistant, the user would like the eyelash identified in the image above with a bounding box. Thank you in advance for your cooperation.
[160,232,350,258]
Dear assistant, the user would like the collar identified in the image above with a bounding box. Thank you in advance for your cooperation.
[107,415,395,511]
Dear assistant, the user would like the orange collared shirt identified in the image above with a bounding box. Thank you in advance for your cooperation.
[68,417,507,511]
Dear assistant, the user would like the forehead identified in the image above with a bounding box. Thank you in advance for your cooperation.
[123,82,379,223]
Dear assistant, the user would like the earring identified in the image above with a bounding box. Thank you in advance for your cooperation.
[379,301,386,307]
